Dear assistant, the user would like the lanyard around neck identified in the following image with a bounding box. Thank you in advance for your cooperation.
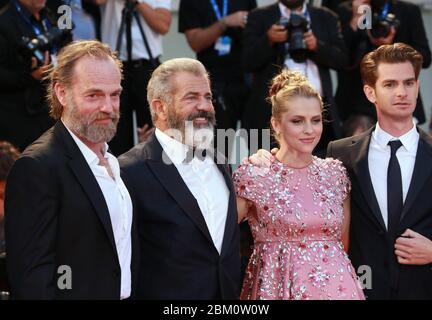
[13,0,50,36]
[210,0,228,21]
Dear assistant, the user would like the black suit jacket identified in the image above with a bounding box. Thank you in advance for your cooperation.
[5,121,139,299]
[242,3,348,141]
[327,127,432,299]
[335,0,432,123]
[118,133,241,299]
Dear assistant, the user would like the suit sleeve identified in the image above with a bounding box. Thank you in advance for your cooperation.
[326,140,334,158]
[5,156,58,299]
[309,10,348,70]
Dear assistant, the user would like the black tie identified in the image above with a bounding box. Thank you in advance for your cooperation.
[387,140,403,235]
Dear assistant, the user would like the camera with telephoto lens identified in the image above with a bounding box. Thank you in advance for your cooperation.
[370,7,399,39]
[278,13,310,62]
[21,27,70,66]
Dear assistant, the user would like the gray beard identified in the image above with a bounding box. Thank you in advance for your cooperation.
[64,98,119,144]
[166,109,216,148]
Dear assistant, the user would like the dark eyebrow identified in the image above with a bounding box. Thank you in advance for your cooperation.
[382,77,416,83]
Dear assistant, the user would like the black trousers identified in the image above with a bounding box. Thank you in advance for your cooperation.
[109,58,160,156]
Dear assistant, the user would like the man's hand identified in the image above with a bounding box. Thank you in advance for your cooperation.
[242,148,278,166]
[267,24,289,46]
[368,26,396,46]
[223,11,249,29]
[395,229,432,265]
[304,30,318,51]
[30,51,50,81]
[137,124,155,144]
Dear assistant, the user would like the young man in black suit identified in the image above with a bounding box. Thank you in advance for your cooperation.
[119,58,241,299]
[5,40,137,299]
[327,43,432,299]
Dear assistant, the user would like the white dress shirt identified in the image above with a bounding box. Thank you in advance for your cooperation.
[368,122,419,229]
[155,128,229,254]
[100,0,171,60]
[279,2,323,96]
[64,122,133,299]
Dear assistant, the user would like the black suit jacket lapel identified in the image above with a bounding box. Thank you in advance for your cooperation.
[145,134,215,249]
[215,157,237,256]
[400,128,432,222]
[55,122,118,257]
[351,128,387,231]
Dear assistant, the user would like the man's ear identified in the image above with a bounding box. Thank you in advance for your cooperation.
[151,99,168,121]
[363,85,376,104]
[54,83,67,107]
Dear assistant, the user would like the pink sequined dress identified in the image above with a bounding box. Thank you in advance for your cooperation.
[233,156,365,300]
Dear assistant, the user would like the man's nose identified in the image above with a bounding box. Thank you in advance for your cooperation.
[396,84,408,97]
[100,96,114,113]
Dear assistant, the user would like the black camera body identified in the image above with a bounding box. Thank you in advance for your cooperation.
[370,6,400,39]
[278,13,310,62]
[21,27,70,65]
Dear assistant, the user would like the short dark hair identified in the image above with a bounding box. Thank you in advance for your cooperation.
[360,43,423,87]
[0,141,20,181]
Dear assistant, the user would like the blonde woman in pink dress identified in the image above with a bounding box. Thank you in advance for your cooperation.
[233,71,365,300]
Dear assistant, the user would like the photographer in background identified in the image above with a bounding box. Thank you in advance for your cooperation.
[98,0,172,155]
[242,0,348,154]
[335,0,431,136]
[178,0,256,140]
[0,0,71,151]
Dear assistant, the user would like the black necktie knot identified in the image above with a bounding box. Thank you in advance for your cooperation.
[388,140,403,156]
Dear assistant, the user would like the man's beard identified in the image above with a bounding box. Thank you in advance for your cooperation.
[166,107,216,148]
[280,0,305,10]
[64,95,120,144]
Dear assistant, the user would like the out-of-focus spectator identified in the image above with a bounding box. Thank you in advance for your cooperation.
[0,141,20,254]
[242,0,348,154]
[178,0,256,137]
[335,0,431,134]
[0,0,71,151]
[98,0,172,155]
[319,0,349,12]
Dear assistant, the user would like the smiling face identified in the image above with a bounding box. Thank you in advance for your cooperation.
[271,96,323,155]
[55,56,122,144]
[157,71,216,147]
[364,62,419,123]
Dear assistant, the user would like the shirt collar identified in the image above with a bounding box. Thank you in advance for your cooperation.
[62,120,109,167]
[155,128,189,164]
[373,121,419,152]
[279,1,307,19]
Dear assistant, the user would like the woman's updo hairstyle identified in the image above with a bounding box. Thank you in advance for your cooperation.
[268,70,323,122]
[267,70,324,144]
